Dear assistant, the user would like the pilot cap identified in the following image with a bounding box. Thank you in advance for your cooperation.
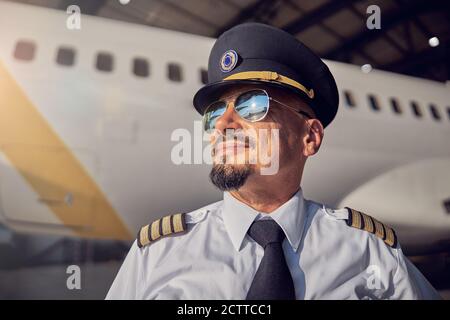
[193,22,339,128]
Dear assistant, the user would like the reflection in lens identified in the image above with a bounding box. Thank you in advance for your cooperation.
[235,90,269,122]
[203,101,227,132]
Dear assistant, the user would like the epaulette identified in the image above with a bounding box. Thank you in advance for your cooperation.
[345,207,397,248]
[137,213,187,248]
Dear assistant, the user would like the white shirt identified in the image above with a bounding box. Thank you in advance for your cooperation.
[106,189,440,299]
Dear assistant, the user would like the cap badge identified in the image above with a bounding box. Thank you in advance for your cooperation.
[220,50,238,73]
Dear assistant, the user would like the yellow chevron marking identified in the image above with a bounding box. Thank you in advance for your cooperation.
[0,61,131,240]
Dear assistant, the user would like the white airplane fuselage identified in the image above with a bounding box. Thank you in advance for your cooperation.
[0,2,449,255]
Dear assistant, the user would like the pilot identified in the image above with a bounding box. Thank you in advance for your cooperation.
[106,23,440,300]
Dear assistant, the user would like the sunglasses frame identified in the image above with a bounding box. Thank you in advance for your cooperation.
[202,88,313,132]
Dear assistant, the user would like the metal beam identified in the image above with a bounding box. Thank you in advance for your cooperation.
[220,0,242,11]
[347,5,408,56]
[58,0,107,15]
[403,21,415,52]
[282,0,361,35]
[380,42,449,76]
[215,0,276,37]
[394,0,434,40]
[158,0,220,30]
[324,0,445,60]
[315,13,379,65]
[281,0,377,64]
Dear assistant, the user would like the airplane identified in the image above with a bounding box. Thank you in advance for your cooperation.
[0,1,449,293]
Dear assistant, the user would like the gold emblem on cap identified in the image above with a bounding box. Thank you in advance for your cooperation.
[220,50,238,73]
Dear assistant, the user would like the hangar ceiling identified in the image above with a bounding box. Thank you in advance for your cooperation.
[3,0,449,82]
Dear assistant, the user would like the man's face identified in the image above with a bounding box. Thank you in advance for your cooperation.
[207,83,318,191]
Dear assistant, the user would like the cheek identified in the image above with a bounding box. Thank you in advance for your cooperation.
[208,131,220,146]
[276,119,303,155]
[257,124,291,157]
[255,113,301,157]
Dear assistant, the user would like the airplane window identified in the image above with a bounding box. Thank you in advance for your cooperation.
[133,58,149,78]
[56,47,76,66]
[367,94,380,111]
[410,101,422,118]
[168,63,183,82]
[390,98,402,114]
[200,68,208,84]
[343,90,355,107]
[13,40,36,61]
[429,104,441,121]
[447,107,450,121]
[444,198,450,214]
[96,52,114,72]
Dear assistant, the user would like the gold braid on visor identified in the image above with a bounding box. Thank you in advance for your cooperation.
[223,71,315,99]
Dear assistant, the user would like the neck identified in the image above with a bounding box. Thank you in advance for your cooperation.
[229,165,302,213]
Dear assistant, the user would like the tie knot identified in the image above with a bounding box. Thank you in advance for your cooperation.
[247,219,286,248]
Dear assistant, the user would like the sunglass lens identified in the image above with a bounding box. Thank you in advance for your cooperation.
[203,101,227,132]
[235,90,269,122]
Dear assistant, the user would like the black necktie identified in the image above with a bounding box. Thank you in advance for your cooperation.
[246,219,296,300]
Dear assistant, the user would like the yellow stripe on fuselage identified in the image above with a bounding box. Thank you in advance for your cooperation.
[0,61,132,240]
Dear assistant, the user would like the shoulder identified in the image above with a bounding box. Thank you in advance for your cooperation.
[304,202,402,282]
[136,200,222,249]
[308,201,398,249]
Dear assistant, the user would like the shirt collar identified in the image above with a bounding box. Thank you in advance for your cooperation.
[222,189,307,252]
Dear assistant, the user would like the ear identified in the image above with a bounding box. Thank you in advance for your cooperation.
[302,119,324,157]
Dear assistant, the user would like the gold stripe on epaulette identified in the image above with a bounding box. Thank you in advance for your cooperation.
[361,213,375,233]
[349,208,363,229]
[172,213,186,233]
[150,218,161,241]
[384,226,397,247]
[138,224,150,247]
[345,207,397,248]
[161,215,172,236]
[137,213,187,248]
[372,218,385,240]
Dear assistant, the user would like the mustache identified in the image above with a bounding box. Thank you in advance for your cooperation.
[211,134,257,151]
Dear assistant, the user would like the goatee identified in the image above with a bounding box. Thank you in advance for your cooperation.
[209,164,252,191]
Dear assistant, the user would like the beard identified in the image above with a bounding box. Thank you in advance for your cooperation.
[209,163,253,191]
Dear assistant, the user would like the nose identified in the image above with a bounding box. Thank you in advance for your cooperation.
[213,102,243,135]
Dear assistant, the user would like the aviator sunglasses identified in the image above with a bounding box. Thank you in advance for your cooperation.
[203,89,313,132]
